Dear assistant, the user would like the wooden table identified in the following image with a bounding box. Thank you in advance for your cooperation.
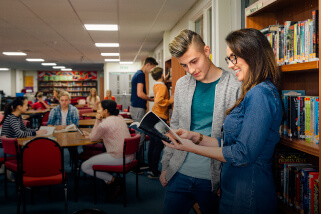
[79,118,133,127]
[23,109,50,114]
[22,115,30,120]
[81,112,97,118]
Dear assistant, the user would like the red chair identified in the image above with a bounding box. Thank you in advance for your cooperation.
[41,111,50,126]
[78,108,94,120]
[119,113,128,118]
[93,134,141,206]
[17,137,67,214]
[124,106,130,112]
[117,104,122,111]
[1,136,20,199]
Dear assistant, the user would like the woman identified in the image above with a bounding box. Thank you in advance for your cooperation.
[32,91,50,110]
[163,28,283,214]
[104,89,115,101]
[48,89,59,104]
[81,100,132,197]
[0,97,47,157]
[86,88,100,108]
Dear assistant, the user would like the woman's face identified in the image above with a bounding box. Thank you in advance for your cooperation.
[37,93,43,101]
[106,91,111,97]
[17,100,29,114]
[226,46,250,82]
[91,90,96,96]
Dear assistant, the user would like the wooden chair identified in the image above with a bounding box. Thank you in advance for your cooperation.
[17,137,67,214]
[93,134,141,206]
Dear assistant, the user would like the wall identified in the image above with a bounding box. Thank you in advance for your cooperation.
[0,70,12,96]
[24,70,38,93]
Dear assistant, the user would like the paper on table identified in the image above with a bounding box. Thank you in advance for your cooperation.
[38,126,56,136]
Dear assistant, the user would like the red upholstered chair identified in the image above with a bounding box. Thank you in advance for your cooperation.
[17,137,67,214]
[117,104,122,111]
[93,134,141,206]
[78,108,94,120]
[1,136,19,199]
[41,111,50,126]
[119,113,128,118]
[123,106,130,112]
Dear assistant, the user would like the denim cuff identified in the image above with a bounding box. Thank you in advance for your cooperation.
[222,146,235,164]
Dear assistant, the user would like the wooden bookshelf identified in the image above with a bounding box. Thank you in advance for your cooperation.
[245,0,321,213]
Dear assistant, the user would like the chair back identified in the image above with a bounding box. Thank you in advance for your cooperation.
[119,113,128,118]
[21,137,63,178]
[77,107,93,110]
[1,136,20,156]
[41,111,50,124]
[79,109,94,118]
[117,104,122,111]
[123,134,140,156]
[78,99,86,105]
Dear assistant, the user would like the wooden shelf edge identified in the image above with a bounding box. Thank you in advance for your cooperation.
[280,61,319,72]
[245,0,276,17]
[279,136,319,157]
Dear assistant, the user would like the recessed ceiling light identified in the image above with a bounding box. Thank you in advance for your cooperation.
[120,61,133,64]
[105,59,120,62]
[26,58,44,62]
[61,68,72,71]
[84,24,118,31]
[3,52,26,56]
[95,43,119,47]
[101,53,120,56]
[42,63,57,66]
[0,68,9,71]
[53,66,65,69]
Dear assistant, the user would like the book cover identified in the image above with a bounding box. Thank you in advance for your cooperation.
[279,27,285,65]
[309,20,314,61]
[129,111,183,144]
[301,168,319,213]
[289,96,299,138]
[305,19,311,62]
[284,21,296,64]
[298,96,306,139]
[296,21,301,63]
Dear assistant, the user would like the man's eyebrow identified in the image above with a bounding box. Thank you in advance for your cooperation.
[179,57,197,66]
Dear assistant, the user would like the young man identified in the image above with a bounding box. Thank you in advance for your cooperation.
[47,91,79,129]
[130,57,158,169]
[147,67,173,179]
[160,29,241,214]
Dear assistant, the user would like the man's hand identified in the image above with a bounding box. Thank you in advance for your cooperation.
[56,125,65,131]
[159,170,168,187]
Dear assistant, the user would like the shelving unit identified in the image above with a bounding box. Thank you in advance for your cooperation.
[38,80,97,98]
[245,0,320,213]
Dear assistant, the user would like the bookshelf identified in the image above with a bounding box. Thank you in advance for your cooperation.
[38,80,97,98]
[245,0,320,213]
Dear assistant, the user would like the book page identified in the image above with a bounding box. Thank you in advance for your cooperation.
[54,124,77,133]
[38,126,56,136]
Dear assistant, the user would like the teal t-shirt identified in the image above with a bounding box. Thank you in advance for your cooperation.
[178,79,219,180]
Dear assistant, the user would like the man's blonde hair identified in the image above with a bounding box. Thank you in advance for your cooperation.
[58,90,71,100]
[169,29,205,58]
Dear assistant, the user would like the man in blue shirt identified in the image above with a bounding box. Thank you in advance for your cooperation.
[130,57,158,168]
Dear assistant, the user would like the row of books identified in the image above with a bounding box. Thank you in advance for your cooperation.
[261,10,319,66]
[83,82,96,86]
[281,90,319,144]
[274,151,319,214]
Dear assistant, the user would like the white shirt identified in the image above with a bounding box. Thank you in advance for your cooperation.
[61,110,68,126]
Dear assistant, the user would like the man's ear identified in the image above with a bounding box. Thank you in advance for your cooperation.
[204,45,211,58]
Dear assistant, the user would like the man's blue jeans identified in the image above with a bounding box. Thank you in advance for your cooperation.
[163,172,219,214]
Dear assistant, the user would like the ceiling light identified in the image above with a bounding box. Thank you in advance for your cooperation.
[3,52,26,56]
[120,61,133,64]
[101,53,120,56]
[105,59,120,62]
[0,68,9,71]
[61,68,72,71]
[42,63,57,66]
[26,58,44,62]
[95,43,119,47]
[84,24,118,31]
[53,66,65,69]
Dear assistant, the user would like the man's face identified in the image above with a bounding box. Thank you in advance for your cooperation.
[59,95,70,108]
[146,63,156,73]
[177,43,211,82]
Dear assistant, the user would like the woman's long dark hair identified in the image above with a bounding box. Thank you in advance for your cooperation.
[0,97,26,125]
[225,28,281,115]
[101,100,119,116]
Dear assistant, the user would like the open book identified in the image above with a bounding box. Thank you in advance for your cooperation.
[129,111,183,144]
[38,126,56,136]
[54,124,77,133]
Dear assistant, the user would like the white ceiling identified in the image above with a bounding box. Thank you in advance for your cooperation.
[0,0,197,71]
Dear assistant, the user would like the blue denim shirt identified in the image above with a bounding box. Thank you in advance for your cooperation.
[219,81,283,214]
[47,104,79,126]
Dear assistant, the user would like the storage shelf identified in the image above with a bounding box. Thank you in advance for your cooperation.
[245,0,291,17]
[279,136,319,157]
[67,90,82,92]
[280,61,319,72]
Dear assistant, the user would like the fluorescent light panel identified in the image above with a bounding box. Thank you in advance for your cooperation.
[101,53,119,56]
[105,59,120,62]
[84,24,118,31]
[26,58,44,62]
[3,52,26,56]
[95,43,119,47]
[42,63,57,66]
[0,68,9,70]
[61,68,72,71]
[120,61,133,64]
[53,66,65,69]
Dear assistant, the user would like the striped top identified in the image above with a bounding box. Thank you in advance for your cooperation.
[0,114,36,145]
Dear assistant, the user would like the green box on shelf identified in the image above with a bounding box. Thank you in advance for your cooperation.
[43,76,49,81]
[49,75,56,81]
[67,76,73,80]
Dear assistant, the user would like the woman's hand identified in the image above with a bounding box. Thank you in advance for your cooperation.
[36,130,47,135]
[175,128,200,143]
[162,131,197,152]
[82,130,90,139]
[159,170,168,187]
[96,113,103,120]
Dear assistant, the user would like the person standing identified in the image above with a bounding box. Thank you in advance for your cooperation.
[160,29,241,214]
[163,28,283,214]
[130,57,158,169]
[147,67,173,179]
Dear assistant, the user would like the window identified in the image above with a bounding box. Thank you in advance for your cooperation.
[195,15,203,38]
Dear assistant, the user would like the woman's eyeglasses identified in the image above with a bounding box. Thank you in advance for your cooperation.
[225,54,237,65]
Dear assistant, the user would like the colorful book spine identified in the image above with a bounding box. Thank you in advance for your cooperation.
[298,96,306,139]
[301,21,306,62]
[309,172,319,214]
[314,179,319,214]
[312,10,319,60]
[305,97,312,142]
[309,20,314,61]
[301,168,318,213]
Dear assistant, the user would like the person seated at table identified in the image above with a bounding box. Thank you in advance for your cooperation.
[48,89,60,104]
[87,88,100,108]
[0,97,47,155]
[104,89,115,101]
[81,100,131,198]
[47,91,79,130]
[32,91,50,110]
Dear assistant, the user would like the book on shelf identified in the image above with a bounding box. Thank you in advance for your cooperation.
[308,172,319,214]
[314,179,319,213]
[129,111,183,144]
